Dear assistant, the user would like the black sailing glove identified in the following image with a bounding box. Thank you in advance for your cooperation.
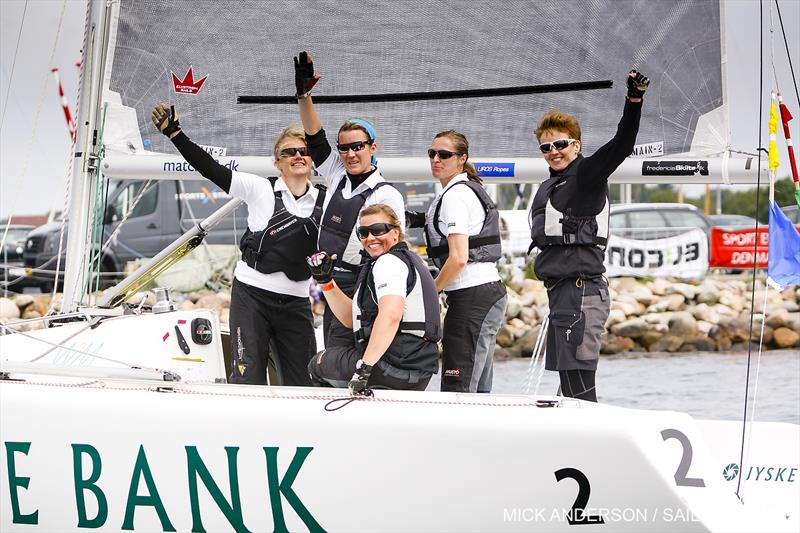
[626,70,650,99]
[307,251,335,284]
[406,210,427,229]
[294,51,320,98]
[348,360,372,396]
[151,104,181,136]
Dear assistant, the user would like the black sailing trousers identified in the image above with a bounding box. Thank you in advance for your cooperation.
[228,278,316,386]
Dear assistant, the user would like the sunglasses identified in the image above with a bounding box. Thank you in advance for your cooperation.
[337,140,371,153]
[427,149,461,160]
[279,146,309,158]
[539,139,576,153]
[357,222,397,239]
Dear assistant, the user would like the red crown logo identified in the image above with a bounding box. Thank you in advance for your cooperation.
[171,67,207,95]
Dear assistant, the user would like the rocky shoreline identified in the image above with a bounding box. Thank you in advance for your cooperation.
[3,274,799,357]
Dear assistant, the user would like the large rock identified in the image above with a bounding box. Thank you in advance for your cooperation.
[668,311,697,337]
[649,278,672,296]
[601,334,635,354]
[0,297,20,320]
[667,283,698,301]
[679,334,717,352]
[605,308,627,328]
[715,335,733,351]
[639,330,665,350]
[765,308,789,329]
[696,320,713,336]
[627,283,655,305]
[611,299,640,317]
[14,294,35,311]
[716,316,749,342]
[718,289,744,312]
[518,306,538,325]
[696,282,720,304]
[505,294,522,320]
[648,334,685,353]
[610,317,650,338]
[780,299,800,313]
[496,325,514,348]
[513,325,542,357]
[647,293,685,313]
[773,327,800,349]
[195,293,228,312]
[692,303,720,323]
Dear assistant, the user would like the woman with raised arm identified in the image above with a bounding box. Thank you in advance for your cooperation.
[529,70,649,402]
[423,130,507,394]
[293,51,406,350]
[306,204,440,393]
[151,105,324,386]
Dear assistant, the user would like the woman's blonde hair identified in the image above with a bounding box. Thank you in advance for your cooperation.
[273,124,307,160]
[359,203,405,242]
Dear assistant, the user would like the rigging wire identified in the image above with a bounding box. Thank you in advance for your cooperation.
[774,0,800,106]
[736,0,767,502]
[0,0,28,131]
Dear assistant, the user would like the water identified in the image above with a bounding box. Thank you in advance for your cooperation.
[427,350,800,424]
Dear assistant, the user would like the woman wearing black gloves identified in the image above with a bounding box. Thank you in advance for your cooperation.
[306,204,440,394]
[151,105,325,386]
[294,52,406,350]
[528,70,649,402]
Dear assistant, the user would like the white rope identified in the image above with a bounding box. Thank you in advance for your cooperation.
[521,316,548,395]
[738,284,770,502]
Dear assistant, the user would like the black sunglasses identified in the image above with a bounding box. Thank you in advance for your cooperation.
[337,140,371,153]
[357,222,397,239]
[539,138,576,153]
[279,146,309,158]
[427,149,461,160]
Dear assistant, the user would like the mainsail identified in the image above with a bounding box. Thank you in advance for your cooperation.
[102,0,728,164]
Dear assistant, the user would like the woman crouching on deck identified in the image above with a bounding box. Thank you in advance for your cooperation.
[306,204,440,394]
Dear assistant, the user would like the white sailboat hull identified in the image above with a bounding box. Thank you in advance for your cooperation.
[1,311,797,532]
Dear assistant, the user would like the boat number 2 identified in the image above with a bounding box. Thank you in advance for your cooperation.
[554,468,605,525]
[661,429,706,487]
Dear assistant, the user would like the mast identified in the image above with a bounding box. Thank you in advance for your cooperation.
[61,0,113,312]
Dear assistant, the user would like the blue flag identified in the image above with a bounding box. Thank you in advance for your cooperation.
[768,201,800,289]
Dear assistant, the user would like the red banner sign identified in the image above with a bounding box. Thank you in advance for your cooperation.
[709,226,800,268]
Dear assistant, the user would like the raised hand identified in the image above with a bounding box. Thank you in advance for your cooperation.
[294,51,321,98]
[626,70,650,99]
[151,104,181,136]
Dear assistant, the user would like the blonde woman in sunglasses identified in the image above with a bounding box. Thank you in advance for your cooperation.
[306,204,440,394]
[528,70,649,402]
[419,130,507,394]
[152,106,325,387]
[293,52,406,352]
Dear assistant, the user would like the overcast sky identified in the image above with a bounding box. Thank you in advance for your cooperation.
[1,0,799,217]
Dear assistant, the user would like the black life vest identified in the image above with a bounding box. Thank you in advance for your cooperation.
[239,177,326,281]
[353,243,440,374]
[424,179,502,269]
[528,167,609,253]
[318,177,392,272]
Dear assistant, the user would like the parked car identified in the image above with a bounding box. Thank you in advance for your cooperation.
[1,224,34,293]
[781,205,799,224]
[708,214,761,229]
[609,203,711,240]
[23,179,249,292]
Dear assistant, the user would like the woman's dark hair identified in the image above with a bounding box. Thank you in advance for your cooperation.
[433,130,482,184]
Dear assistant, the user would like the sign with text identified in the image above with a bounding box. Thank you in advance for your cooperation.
[605,229,708,279]
[709,226,800,268]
